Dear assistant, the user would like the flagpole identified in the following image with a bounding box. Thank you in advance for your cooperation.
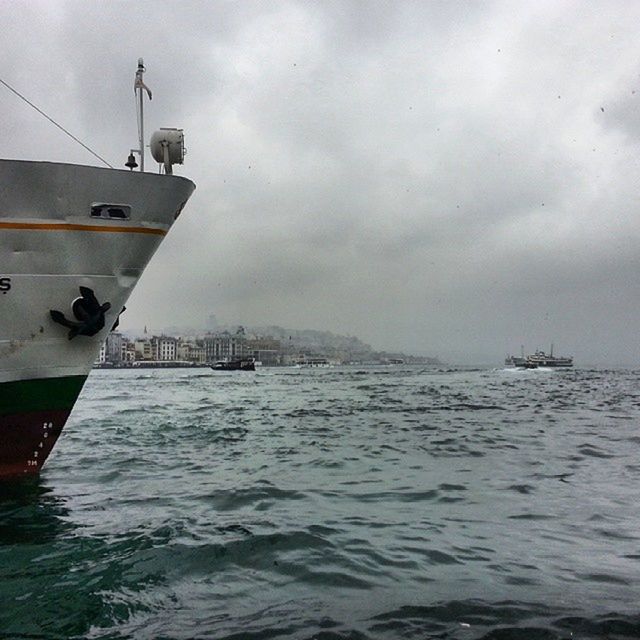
[126,59,152,172]
[136,58,145,171]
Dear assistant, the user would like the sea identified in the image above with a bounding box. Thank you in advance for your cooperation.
[1,365,639,640]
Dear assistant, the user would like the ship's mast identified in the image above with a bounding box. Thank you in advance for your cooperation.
[133,58,152,172]
[126,59,186,174]
[137,60,145,171]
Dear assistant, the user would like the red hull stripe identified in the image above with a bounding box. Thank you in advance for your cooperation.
[0,409,71,478]
[0,376,87,478]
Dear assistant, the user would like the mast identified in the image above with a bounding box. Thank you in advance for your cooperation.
[133,58,152,172]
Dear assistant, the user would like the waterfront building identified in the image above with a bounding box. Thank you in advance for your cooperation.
[246,337,281,365]
[152,336,177,361]
[176,339,206,364]
[123,342,136,363]
[105,332,124,364]
[134,339,153,361]
[203,329,246,363]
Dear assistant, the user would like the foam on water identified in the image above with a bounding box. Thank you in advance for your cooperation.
[1,366,639,639]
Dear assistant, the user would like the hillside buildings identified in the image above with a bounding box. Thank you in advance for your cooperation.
[97,327,285,367]
[96,325,438,368]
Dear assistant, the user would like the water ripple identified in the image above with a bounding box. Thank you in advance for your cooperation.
[2,366,639,638]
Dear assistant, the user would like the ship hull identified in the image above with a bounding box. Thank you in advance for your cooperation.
[0,408,72,477]
[1,159,195,478]
[0,375,86,476]
[524,361,573,368]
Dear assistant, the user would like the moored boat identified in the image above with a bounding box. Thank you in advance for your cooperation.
[0,60,195,478]
[211,359,256,371]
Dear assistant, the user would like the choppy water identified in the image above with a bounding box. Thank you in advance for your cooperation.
[2,365,640,639]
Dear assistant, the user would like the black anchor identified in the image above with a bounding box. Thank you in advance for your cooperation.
[50,287,111,340]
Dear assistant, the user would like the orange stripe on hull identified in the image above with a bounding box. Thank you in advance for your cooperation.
[0,221,166,236]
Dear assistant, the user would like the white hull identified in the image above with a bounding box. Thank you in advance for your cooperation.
[1,159,195,385]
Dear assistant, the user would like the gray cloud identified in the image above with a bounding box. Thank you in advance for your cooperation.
[2,0,640,364]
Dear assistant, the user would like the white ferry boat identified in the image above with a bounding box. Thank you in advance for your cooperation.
[0,60,195,478]
[522,345,573,368]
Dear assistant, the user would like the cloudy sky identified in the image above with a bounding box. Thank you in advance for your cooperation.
[2,0,640,364]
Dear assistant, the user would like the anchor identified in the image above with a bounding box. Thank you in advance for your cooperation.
[50,287,111,340]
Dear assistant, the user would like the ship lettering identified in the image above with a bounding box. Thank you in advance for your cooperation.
[0,278,10,294]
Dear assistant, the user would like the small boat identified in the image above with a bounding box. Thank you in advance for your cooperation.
[295,358,331,368]
[211,359,256,371]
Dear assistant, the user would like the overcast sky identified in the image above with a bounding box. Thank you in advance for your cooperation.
[2,0,640,364]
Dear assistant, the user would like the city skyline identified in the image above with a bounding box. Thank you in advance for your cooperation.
[98,323,435,367]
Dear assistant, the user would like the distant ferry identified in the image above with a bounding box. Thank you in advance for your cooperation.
[295,358,331,368]
[506,345,573,369]
[522,349,573,368]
